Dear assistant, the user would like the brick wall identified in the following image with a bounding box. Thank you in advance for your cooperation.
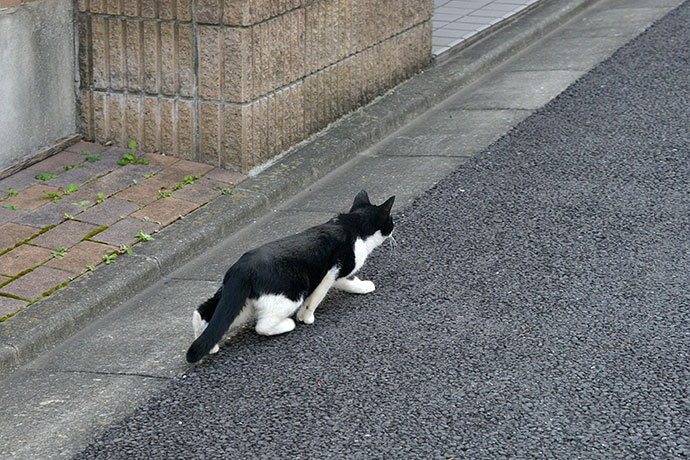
[77,0,433,173]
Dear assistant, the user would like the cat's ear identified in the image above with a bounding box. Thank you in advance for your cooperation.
[350,189,371,211]
[379,196,395,214]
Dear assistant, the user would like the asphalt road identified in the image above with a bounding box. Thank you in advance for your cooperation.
[74,2,689,459]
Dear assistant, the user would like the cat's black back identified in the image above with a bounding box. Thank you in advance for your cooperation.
[186,190,394,363]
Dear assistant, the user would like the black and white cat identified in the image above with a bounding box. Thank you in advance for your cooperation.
[186,190,395,363]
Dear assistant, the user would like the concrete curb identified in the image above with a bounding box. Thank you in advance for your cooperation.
[0,0,602,374]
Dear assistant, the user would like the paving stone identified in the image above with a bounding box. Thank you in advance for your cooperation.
[51,159,159,191]
[65,140,108,155]
[53,184,103,209]
[31,220,101,250]
[131,196,199,226]
[0,223,40,252]
[27,151,86,175]
[0,266,73,301]
[45,240,117,275]
[2,184,61,211]
[89,218,159,247]
[85,147,131,174]
[0,170,41,193]
[154,159,215,183]
[82,164,161,200]
[0,207,19,226]
[204,168,248,186]
[104,146,151,168]
[143,153,181,169]
[10,202,82,229]
[113,177,170,205]
[0,244,54,277]
[115,161,215,205]
[77,198,141,226]
[171,177,224,204]
[48,163,106,189]
[0,295,29,320]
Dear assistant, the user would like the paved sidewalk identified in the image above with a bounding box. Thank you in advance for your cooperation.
[0,143,246,321]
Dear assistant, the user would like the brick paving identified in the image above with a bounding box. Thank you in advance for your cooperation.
[2,184,60,210]
[45,240,118,275]
[131,196,200,227]
[2,266,74,301]
[0,140,247,320]
[0,296,28,319]
[0,223,38,252]
[30,220,100,250]
[88,217,160,247]
[0,245,54,277]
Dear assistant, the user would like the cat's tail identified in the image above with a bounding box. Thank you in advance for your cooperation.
[186,269,251,363]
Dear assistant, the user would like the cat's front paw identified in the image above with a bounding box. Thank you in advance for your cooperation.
[296,307,315,324]
[209,344,220,354]
[356,280,376,294]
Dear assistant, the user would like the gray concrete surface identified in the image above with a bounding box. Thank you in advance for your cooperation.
[0,0,77,171]
[0,0,687,458]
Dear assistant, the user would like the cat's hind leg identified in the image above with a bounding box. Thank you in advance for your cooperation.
[193,288,254,354]
[193,289,222,353]
[297,266,339,324]
[334,275,375,294]
[254,294,300,336]
[192,311,220,354]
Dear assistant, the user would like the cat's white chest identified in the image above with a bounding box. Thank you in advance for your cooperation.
[352,230,385,275]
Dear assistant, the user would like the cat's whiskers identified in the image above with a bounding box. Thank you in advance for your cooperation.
[387,234,398,257]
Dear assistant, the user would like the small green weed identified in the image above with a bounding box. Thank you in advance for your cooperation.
[213,186,234,195]
[142,216,161,225]
[63,184,79,195]
[119,244,134,255]
[95,192,105,204]
[86,264,96,271]
[173,175,202,191]
[136,231,154,242]
[43,191,61,203]
[8,189,18,197]
[71,200,90,208]
[103,251,118,264]
[35,173,58,181]
[81,150,102,163]
[51,247,68,260]
[157,190,172,199]
[3,204,18,210]
[118,141,149,166]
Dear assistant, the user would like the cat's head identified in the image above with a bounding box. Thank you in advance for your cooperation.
[349,190,395,237]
